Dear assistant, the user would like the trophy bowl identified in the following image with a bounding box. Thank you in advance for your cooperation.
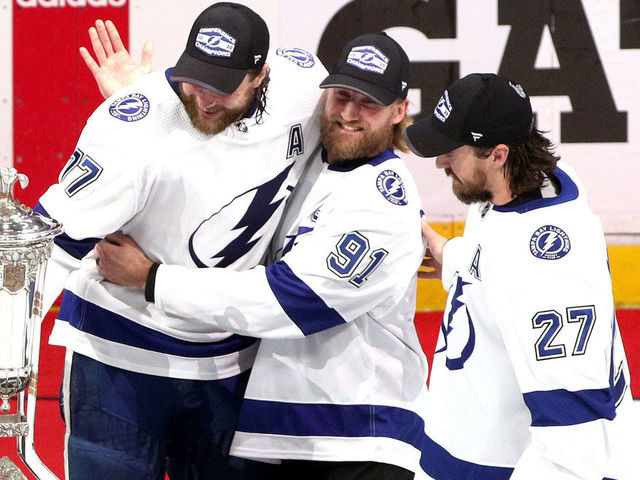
[0,167,62,479]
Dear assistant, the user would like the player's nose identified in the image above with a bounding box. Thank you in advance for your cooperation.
[341,101,360,122]
[435,155,449,169]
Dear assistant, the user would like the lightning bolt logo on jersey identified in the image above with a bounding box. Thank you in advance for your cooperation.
[189,164,293,268]
[437,274,476,370]
[530,225,571,260]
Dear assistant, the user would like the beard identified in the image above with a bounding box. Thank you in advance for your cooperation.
[320,104,394,166]
[181,91,250,135]
[446,167,493,204]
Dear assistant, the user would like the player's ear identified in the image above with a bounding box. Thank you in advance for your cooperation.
[250,63,269,88]
[491,144,509,168]
[390,98,409,125]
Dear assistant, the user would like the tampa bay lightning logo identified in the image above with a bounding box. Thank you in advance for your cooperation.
[376,170,407,206]
[346,45,388,75]
[530,225,571,260]
[109,93,150,122]
[189,164,293,268]
[436,275,476,370]
[195,27,236,57]
[276,47,315,68]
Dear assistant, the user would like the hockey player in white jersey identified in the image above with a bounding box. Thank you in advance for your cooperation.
[94,32,430,480]
[35,3,327,479]
[404,73,635,479]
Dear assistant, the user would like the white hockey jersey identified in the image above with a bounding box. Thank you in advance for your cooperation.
[36,47,327,380]
[423,162,635,479]
[151,149,430,474]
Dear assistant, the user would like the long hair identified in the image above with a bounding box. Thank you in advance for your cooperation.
[248,66,270,124]
[473,128,560,196]
[393,105,413,153]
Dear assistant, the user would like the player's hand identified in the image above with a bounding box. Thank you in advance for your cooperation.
[79,20,153,99]
[418,219,446,280]
[94,232,153,291]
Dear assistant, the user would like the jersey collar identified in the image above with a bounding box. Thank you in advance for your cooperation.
[322,147,398,172]
[492,167,579,214]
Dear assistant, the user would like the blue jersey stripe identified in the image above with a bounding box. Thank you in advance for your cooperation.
[237,399,513,480]
[265,261,346,335]
[523,372,626,427]
[34,202,100,260]
[420,433,513,480]
[59,290,257,357]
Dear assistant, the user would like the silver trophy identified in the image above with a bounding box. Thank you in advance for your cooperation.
[0,167,63,479]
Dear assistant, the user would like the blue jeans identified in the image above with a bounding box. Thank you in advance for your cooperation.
[62,352,280,480]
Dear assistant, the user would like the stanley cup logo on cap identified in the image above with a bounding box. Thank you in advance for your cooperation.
[195,27,237,57]
[346,46,389,75]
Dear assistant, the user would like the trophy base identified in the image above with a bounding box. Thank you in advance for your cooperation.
[0,456,28,480]
[0,414,29,438]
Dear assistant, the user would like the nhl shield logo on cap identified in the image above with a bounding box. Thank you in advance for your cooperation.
[347,46,389,75]
[195,28,236,57]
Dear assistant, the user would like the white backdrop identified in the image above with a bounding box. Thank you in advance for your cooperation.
[3,0,639,237]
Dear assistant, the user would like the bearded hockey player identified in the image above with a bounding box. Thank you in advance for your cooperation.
[406,73,635,479]
[35,3,326,479]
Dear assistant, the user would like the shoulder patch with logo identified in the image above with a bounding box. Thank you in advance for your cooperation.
[376,170,407,206]
[530,225,571,260]
[276,47,315,68]
[109,93,150,122]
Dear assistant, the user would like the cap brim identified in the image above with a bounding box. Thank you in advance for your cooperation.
[170,51,247,96]
[403,118,465,158]
[320,73,396,106]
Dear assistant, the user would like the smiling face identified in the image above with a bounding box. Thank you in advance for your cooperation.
[320,88,407,166]
[179,67,266,135]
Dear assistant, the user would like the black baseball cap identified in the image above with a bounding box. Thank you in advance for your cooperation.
[404,73,534,158]
[170,2,269,96]
[319,32,410,106]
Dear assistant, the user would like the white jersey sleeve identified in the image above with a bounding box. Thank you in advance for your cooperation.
[154,153,425,339]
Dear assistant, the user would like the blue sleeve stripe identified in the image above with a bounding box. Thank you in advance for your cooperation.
[523,371,626,427]
[58,290,257,357]
[265,261,346,336]
[236,399,513,480]
[34,202,100,260]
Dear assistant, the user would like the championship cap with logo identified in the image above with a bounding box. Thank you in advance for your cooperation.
[319,32,410,106]
[404,73,534,158]
[170,2,269,96]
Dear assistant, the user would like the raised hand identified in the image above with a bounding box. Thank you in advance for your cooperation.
[79,20,153,99]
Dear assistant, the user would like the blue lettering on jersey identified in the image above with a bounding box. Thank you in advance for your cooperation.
[189,164,293,268]
[437,275,476,370]
[109,93,150,122]
[275,47,315,68]
[60,148,103,197]
[376,170,407,206]
[469,245,481,280]
[530,225,571,260]
[287,124,304,158]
